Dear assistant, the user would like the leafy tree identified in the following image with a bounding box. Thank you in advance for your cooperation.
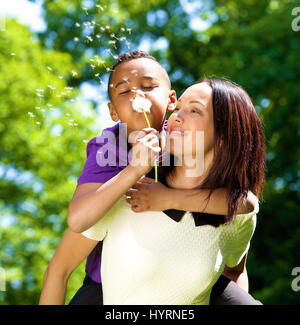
[1,0,299,304]
[0,19,104,304]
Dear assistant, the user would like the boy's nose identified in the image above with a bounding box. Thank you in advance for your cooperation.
[132,88,145,98]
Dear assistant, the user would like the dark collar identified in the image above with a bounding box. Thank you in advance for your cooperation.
[145,169,225,228]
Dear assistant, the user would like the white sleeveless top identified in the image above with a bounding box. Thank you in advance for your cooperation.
[82,196,258,305]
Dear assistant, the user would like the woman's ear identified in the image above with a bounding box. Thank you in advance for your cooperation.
[108,102,119,122]
[167,90,177,112]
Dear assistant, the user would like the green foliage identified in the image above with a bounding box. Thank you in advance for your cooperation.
[1,0,299,304]
[0,19,104,304]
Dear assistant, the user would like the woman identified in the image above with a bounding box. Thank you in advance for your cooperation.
[39,79,265,305]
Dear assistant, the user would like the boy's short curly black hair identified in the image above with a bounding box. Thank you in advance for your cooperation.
[107,50,171,100]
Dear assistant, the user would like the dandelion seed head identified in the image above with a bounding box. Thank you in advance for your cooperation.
[132,96,152,113]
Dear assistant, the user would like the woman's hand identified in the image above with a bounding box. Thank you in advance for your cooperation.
[125,177,172,212]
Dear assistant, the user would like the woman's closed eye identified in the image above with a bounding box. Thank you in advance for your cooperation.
[191,108,202,114]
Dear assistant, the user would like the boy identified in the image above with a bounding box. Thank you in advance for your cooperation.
[40,51,257,305]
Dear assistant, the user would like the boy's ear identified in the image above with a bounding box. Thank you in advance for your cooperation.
[167,90,177,112]
[108,102,119,122]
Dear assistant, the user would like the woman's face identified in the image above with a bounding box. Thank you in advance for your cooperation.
[167,82,215,160]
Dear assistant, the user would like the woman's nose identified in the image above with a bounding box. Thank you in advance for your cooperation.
[174,111,183,124]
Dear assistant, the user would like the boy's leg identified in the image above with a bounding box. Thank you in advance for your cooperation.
[68,273,103,305]
[210,275,263,305]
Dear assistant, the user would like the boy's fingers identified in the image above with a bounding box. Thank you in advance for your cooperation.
[126,188,139,197]
[131,205,147,213]
[131,183,144,191]
[138,177,155,184]
[142,127,158,134]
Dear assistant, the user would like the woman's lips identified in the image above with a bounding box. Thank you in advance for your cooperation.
[169,126,185,136]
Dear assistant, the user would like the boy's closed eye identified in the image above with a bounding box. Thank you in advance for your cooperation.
[119,85,157,95]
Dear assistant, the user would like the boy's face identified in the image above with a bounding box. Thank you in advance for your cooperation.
[108,58,176,134]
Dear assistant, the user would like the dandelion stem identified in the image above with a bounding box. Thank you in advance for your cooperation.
[142,109,158,183]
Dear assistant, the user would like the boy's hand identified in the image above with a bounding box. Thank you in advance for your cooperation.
[129,128,160,176]
[125,177,172,212]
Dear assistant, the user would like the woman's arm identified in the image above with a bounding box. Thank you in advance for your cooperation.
[126,178,256,215]
[39,229,98,305]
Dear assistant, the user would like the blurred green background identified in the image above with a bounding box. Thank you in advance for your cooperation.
[0,0,299,305]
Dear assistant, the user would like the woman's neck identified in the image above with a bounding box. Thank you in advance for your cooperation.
[167,149,214,189]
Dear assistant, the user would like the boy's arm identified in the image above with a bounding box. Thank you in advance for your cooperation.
[39,229,98,305]
[68,165,143,233]
[68,129,159,233]
[126,178,256,215]
[222,254,249,292]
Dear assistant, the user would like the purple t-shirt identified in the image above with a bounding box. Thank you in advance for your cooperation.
[77,121,167,283]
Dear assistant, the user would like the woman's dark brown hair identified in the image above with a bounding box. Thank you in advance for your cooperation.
[160,78,266,224]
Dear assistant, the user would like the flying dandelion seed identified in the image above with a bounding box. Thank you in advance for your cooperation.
[83,7,89,15]
[100,27,105,31]
[10,53,16,56]
[36,121,41,125]
[86,36,93,42]
[72,70,78,77]
[96,4,104,11]
[125,40,131,49]
[75,22,81,27]
[126,28,132,34]
[74,37,80,42]
[105,25,110,29]
[35,107,41,110]
[28,112,35,117]
[58,76,64,79]
[47,66,52,71]
[96,34,101,39]
[121,27,125,32]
